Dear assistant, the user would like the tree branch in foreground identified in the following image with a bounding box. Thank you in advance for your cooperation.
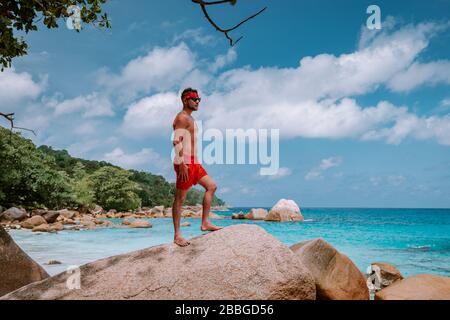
[0,112,36,142]
[192,0,267,46]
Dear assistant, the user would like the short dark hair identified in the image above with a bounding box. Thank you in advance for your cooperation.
[181,87,198,99]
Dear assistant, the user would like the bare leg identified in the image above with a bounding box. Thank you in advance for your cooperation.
[197,175,222,232]
[172,188,190,246]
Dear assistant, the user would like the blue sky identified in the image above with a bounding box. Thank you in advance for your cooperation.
[1,0,450,208]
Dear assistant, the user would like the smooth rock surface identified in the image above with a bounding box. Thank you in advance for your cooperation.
[266,199,304,222]
[0,207,28,222]
[0,225,49,296]
[1,225,316,300]
[375,274,450,300]
[291,238,368,300]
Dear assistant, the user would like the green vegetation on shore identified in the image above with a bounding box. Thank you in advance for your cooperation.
[0,127,225,211]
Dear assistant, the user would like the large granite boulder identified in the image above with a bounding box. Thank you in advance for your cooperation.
[151,206,164,214]
[42,211,60,224]
[129,220,152,228]
[245,208,268,220]
[164,208,172,217]
[266,199,304,222]
[20,216,47,229]
[1,225,316,300]
[0,225,49,296]
[291,238,368,300]
[32,224,51,233]
[232,211,246,219]
[30,209,47,217]
[375,274,450,300]
[0,207,28,222]
[57,209,77,220]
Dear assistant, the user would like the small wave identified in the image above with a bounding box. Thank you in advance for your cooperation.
[407,245,432,252]
[303,219,314,222]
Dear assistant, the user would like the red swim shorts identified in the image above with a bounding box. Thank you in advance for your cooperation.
[174,160,208,190]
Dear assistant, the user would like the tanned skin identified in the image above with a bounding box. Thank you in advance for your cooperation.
[172,94,222,247]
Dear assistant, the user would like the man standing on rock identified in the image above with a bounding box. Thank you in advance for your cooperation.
[172,88,222,247]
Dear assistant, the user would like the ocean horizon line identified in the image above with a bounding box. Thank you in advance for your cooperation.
[223,206,450,210]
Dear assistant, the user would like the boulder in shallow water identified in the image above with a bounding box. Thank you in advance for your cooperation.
[164,208,172,217]
[30,209,47,217]
[49,222,64,232]
[151,206,164,214]
[375,274,450,300]
[0,225,316,300]
[0,225,49,296]
[21,216,47,229]
[266,199,304,222]
[0,207,28,222]
[42,211,60,224]
[291,238,369,300]
[57,209,77,219]
[245,208,268,220]
[231,211,246,219]
[32,224,50,233]
[129,220,152,228]
[181,210,196,218]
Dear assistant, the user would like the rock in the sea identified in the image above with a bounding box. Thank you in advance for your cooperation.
[164,208,172,217]
[20,216,47,229]
[42,211,60,224]
[245,208,268,220]
[129,220,152,228]
[80,220,96,229]
[0,225,49,296]
[62,219,76,225]
[231,211,246,219]
[370,262,404,290]
[151,206,164,214]
[46,260,62,265]
[102,220,113,227]
[32,224,50,233]
[209,212,224,220]
[30,209,47,217]
[58,209,77,220]
[0,207,28,222]
[122,218,131,226]
[181,210,196,218]
[291,238,368,300]
[375,274,450,300]
[266,199,304,222]
[0,225,316,300]
[49,222,64,232]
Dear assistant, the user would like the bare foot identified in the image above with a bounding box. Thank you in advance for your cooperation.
[200,223,222,232]
[174,236,190,247]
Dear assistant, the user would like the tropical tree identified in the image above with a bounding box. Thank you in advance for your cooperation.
[88,166,141,211]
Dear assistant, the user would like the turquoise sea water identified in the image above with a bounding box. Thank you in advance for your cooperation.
[9,207,450,277]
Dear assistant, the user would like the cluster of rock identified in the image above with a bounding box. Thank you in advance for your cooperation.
[232,199,304,222]
[98,205,225,220]
[0,207,113,233]
[0,205,226,233]
[1,224,449,300]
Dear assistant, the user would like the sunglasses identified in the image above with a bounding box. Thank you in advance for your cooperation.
[189,97,201,103]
